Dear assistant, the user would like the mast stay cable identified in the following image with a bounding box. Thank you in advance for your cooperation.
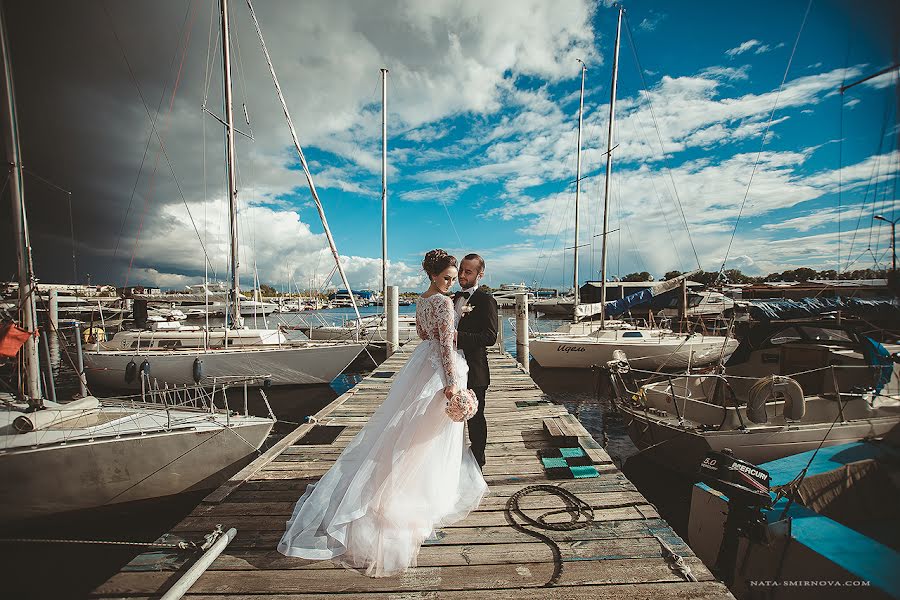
[717,0,813,278]
[100,1,215,281]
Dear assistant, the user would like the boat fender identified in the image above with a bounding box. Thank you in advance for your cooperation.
[124,359,137,384]
[192,358,203,383]
[139,359,151,381]
[747,375,805,424]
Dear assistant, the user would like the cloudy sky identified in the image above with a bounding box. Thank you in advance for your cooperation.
[1,0,898,292]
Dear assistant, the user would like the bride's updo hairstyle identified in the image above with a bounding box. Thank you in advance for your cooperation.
[422,249,457,279]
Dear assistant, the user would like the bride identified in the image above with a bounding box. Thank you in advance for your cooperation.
[277,249,488,577]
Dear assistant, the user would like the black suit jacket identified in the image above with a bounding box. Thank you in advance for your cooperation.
[456,289,498,388]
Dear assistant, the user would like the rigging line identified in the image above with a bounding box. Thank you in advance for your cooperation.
[203,0,221,104]
[112,1,194,260]
[230,0,253,136]
[846,109,894,271]
[621,110,685,271]
[16,170,80,283]
[836,38,851,275]
[530,117,581,287]
[623,13,700,270]
[100,1,215,279]
[536,181,574,290]
[531,109,582,288]
[717,0,813,274]
[124,0,201,286]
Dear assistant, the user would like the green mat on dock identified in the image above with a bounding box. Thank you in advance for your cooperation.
[538,447,598,479]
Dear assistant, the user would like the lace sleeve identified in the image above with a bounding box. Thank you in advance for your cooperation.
[416,315,427,340]
[434,295,460,389]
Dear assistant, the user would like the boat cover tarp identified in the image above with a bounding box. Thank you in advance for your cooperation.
[575,271,700,319]
[747,296,900,321]
[574,289,654,319]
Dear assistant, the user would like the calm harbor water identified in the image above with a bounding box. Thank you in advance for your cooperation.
[3,304,684,599]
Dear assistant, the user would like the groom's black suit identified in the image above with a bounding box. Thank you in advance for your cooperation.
[455,287,498,467]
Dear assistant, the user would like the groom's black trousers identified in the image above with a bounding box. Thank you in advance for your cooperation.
[468,386,488,467]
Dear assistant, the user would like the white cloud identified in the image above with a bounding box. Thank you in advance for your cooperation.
[726,39,762,57]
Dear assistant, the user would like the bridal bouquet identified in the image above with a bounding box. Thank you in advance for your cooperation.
[445,389,478,422]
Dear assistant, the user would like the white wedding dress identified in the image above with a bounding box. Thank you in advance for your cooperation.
[277,293,488,577]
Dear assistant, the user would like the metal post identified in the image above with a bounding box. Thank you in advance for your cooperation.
[381,68,388,320]
[48,289,59,332]
[887,220,896,272]
[599,6,623,329]
[385,285,398,358]
[159,527,238,600]
[515,293,529,373]
[573,60,586,322]
[40,329,55,403]
[74,323,88,398]
[221,0,242,328]
[0,4,41,401]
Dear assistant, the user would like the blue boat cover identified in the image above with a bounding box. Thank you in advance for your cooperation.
[747,296,899,321]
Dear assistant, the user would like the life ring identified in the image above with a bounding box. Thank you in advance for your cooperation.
[83,326,105,343]
[747,375,805,424]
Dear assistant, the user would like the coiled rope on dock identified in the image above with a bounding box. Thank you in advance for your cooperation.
[504,484,594,587]
[505,484,696,585]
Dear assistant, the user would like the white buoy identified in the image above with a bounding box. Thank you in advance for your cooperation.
[515,293,529,373]
[386,285,399,358]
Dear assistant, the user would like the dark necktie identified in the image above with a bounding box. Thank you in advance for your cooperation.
[454,291,471,300]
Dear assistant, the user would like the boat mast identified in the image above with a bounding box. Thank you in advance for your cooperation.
[599,6,623,330]
[573,59,586,322]
[220,0,242,328]
[381,68,388,318]
[0,4,41,402]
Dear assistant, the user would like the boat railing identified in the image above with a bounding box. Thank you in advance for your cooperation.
[119,374,274,426]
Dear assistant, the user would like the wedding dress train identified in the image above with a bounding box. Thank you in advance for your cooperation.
[277,293,488,577]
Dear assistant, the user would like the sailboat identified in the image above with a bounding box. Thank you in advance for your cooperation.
[529,7,738,370]
[82,0,365,390]
[0,1,273,524]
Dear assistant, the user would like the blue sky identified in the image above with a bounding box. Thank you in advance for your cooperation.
[12,0,895,292]
[263,0,898,291]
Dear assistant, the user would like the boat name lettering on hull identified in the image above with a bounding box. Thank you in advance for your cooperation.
[556,345,586,353]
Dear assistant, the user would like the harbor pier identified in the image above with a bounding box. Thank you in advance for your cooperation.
[90,342,734,599]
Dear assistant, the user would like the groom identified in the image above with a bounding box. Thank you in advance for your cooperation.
[454,253,498,469]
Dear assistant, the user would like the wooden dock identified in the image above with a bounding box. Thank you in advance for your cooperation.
[91,344,735,599]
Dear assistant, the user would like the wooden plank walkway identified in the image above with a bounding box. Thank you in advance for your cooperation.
[90,344,735,599]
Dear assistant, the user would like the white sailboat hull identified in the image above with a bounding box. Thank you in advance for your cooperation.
[530,333,738,369]
[0,413,272,524]
[621,404,900,467]
[83,343,363,390]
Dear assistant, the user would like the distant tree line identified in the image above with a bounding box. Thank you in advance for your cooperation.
[655,268,888,285]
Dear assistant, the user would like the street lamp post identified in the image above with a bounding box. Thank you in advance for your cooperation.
[874,215,898,272]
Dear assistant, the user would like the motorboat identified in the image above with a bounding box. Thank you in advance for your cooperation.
[688,438,900,598]
[605,321,900,470]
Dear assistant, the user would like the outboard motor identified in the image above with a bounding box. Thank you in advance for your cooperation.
[698,448,771,586]
[133,299,149,329]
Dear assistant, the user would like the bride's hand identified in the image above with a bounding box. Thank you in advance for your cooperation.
[443,385,458,400]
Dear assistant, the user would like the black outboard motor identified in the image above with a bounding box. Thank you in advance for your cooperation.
[698,448,771,586]
[133,299,149,330]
